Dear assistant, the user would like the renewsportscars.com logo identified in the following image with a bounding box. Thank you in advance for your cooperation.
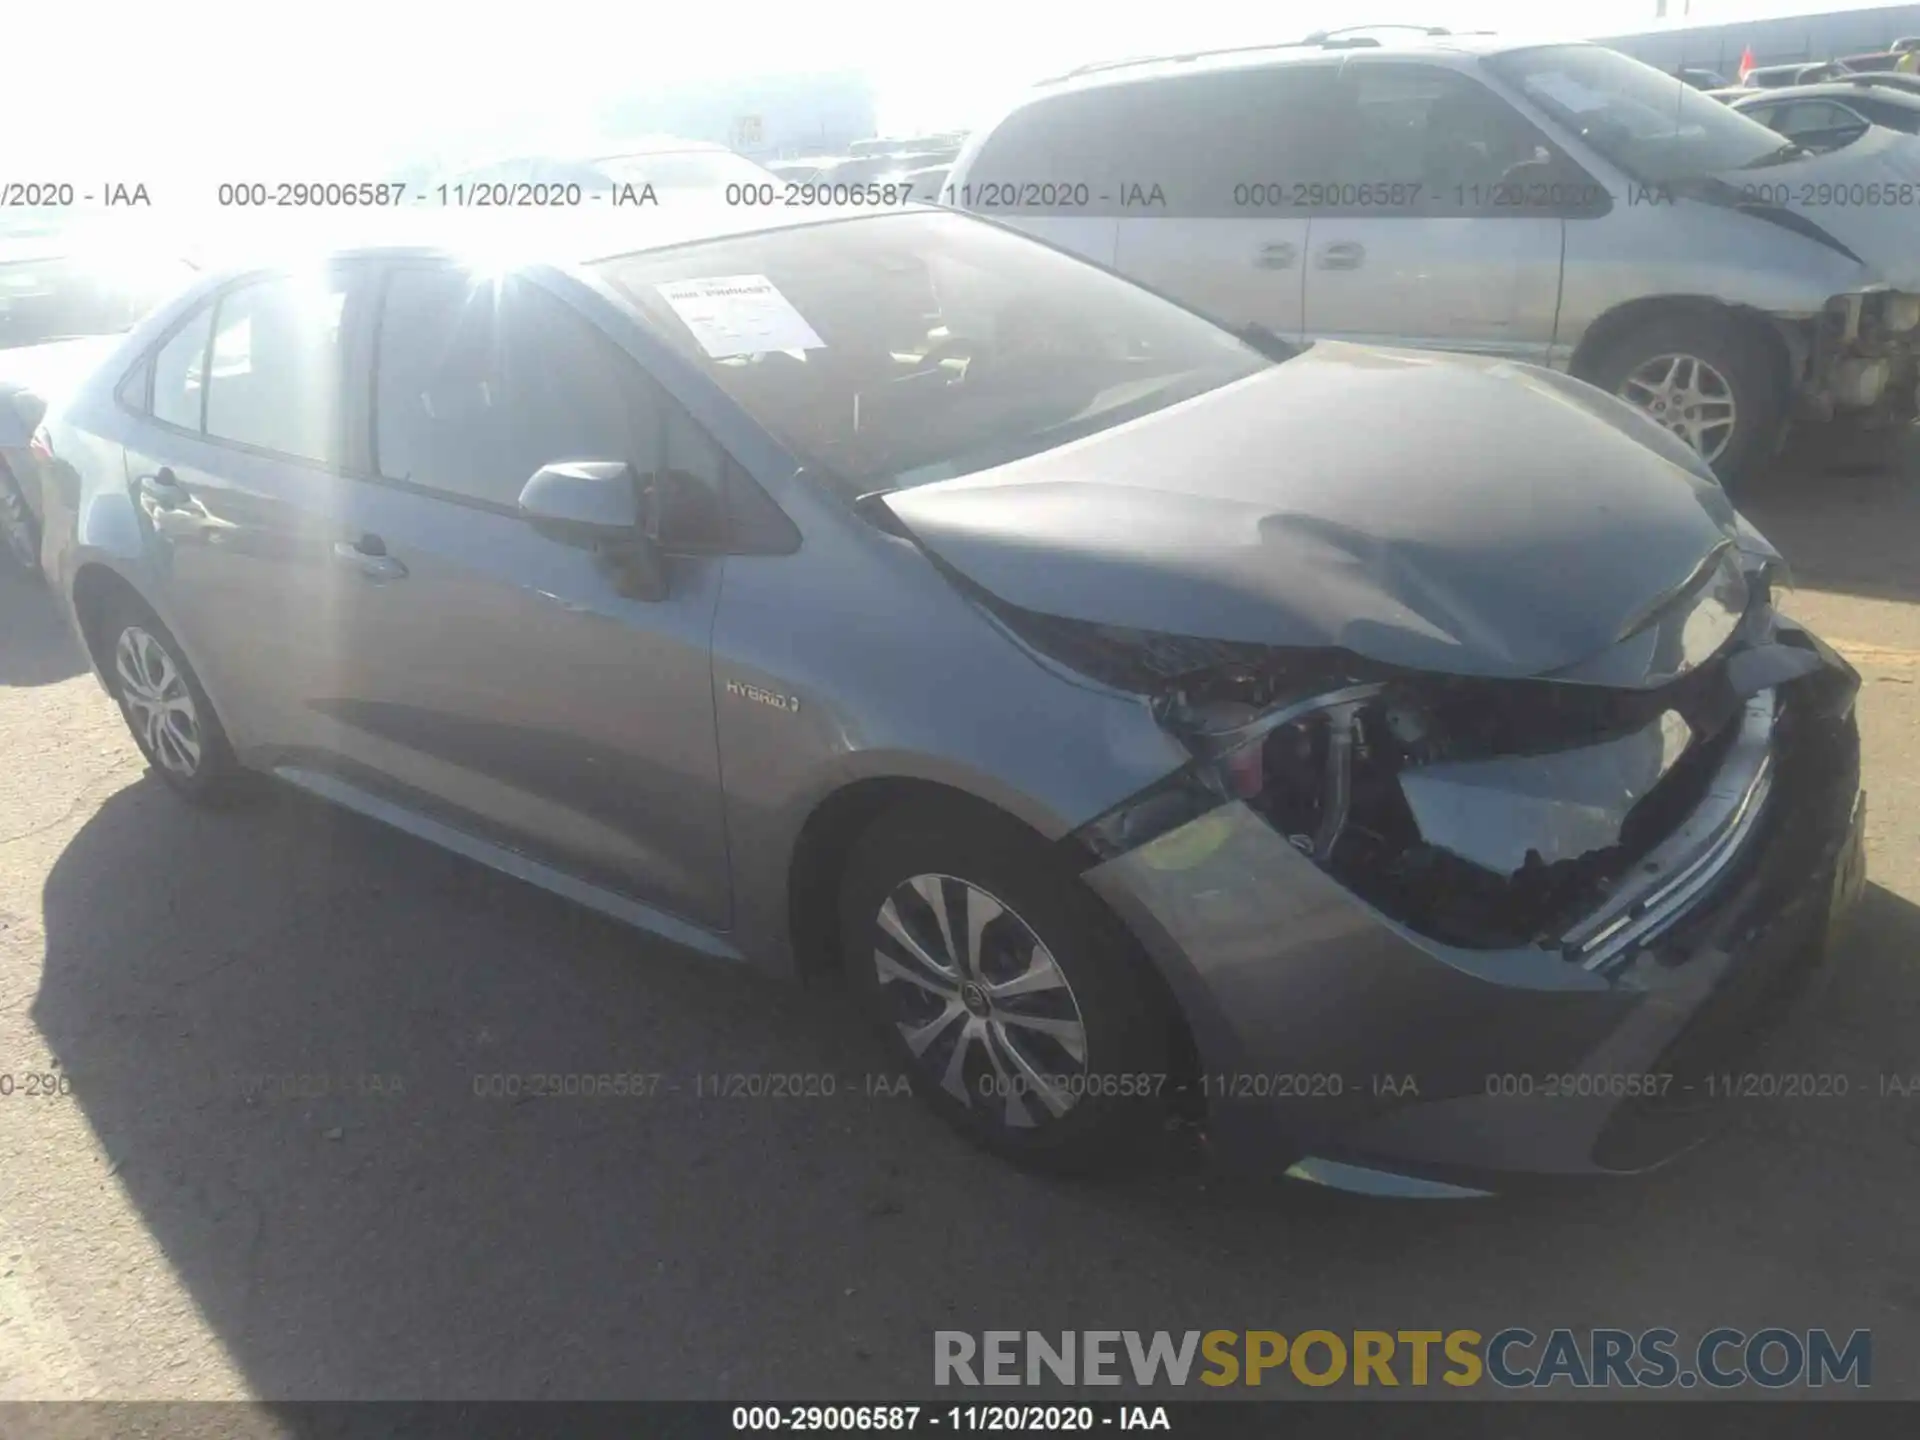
[934,1329,1872,1390]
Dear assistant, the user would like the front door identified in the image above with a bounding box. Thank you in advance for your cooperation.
[296,265,733,930]
[1303,60,1576,362]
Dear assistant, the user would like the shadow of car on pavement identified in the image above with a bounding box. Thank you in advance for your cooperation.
[26,762,1920,1401]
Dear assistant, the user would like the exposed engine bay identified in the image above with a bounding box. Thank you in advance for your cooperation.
[1002,561,1861,954]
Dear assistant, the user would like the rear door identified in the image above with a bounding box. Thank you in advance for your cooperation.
[118,267,367,752]
[1109,63,1342,341]
[299,264,734,930]
[1303,60,1582,362]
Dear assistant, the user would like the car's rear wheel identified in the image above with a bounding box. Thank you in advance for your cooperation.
[0,458,41,578]
[1587,311,1784,491]
[99,595,244,804]
[839,803,1171,1173]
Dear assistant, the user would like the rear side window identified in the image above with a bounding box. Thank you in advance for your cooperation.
[151,307,213,431]
[963,84,1142,214]
[202,275,349,464]
[966,66,1340,218]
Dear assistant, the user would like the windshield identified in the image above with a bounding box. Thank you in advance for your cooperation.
[592,211,1271,496]
[0,253,195,350]
[1487,44,1794,182]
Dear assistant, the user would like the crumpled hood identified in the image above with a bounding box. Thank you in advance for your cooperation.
[1709,127,1920,289]
[884,343,1750,681]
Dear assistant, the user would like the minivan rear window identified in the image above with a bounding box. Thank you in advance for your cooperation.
[593,211,1270,495]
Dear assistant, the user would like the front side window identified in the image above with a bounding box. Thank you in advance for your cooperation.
[374,267,735,523]
[1329,62,1595,215]
[202,274,348,464]
[592,210,1271,497]
[1487,44,1793,183]
[151,305,214,431]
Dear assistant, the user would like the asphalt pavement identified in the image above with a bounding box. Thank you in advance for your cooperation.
[3,438,1920,1404]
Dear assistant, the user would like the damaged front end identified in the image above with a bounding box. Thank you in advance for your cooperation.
[1804,287,1920,425]
[1046,547,1859,970]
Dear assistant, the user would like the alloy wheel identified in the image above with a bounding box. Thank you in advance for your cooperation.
[1617,352,1739,464]
[114,626,204,778]
[872,873,1090,1129]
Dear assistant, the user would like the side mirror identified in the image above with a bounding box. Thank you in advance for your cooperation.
[518,460,667,600]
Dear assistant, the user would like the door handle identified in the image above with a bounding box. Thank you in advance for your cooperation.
[332,536,408,581]
[1255,241,1298,270]
[1315,241,1366,271]
[138,468,191,510]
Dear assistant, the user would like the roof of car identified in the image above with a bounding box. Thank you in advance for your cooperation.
[1730,79,1920,106]
[186,200,935,275]
[1030,28,1561,91]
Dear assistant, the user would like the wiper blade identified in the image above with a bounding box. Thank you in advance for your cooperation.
[1239,321,1299,361]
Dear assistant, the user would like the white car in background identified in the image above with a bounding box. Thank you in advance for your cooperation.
[1,239,198,576]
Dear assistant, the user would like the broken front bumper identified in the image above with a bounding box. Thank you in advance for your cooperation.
[1085,650,1865,1191]
[1802,290,1920,423]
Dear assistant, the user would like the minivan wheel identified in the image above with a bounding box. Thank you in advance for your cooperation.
[839,805,1171,1173]
[0,460,41,577]
[100,597,243,804]
[1587,312,1784,491]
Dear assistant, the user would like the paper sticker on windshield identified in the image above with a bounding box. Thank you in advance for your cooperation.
[654,274,824,360]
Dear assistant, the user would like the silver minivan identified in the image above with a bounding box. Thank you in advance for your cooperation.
[946,32,1920,486]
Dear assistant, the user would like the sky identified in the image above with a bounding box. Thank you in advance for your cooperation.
[8,0,1898,178]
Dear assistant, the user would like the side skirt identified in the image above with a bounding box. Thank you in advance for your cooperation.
[271,764,747,964]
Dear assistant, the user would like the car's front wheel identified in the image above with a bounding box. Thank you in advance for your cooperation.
[839,803,1172,1173]
[99,595,244,804]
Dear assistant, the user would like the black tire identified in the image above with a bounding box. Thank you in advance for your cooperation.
[1584,310,1785,492]
[839,803,1171,1174]
[0,457,42,579]
[97,593,246,805]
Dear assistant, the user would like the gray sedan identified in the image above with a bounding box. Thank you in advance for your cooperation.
[33,204,1866,1194]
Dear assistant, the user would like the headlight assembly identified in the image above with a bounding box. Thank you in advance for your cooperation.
[1074,659,1761,951]
[1878,291,1920,336]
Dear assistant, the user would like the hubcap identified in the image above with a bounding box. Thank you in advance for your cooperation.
[872,874,1090,1129]
[1618,353,1738,465]
[114,626,203,778]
